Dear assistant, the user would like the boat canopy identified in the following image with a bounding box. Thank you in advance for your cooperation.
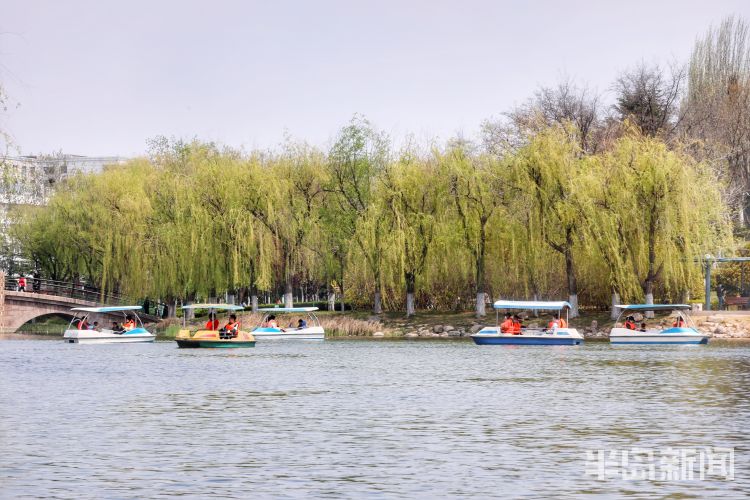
[70,306,142,313]
[616,304,692,311]
[493,300,572,311]
[258,307,319,313]
[181,304,245,311]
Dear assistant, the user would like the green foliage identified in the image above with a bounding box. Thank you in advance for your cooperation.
[9,121,734,314]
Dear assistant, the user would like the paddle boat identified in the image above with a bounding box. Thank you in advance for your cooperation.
[175,304,256,348]
[63,306,155,344]
[471,300,584,345]
[252,307,325,340]
[609,304,708,345]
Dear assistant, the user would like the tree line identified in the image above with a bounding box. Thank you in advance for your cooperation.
[7,15,750,318]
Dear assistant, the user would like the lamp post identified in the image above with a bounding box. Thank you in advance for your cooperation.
[705,254,713,311]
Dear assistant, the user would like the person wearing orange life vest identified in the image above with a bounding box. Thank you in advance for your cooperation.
[122,315,136,331]
[511,315,523,335]
[547,314,560,331]
[672,316,685,328]
[499,313,513,333]
[205,312,219,331]
[624,316,637,330]
[222,314,240,338]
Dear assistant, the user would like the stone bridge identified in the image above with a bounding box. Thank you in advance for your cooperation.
[0,290,159,333]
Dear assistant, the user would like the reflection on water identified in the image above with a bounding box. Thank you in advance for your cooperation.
[1,338,748,498]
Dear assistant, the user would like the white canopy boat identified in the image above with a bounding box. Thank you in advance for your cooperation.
[252,307,325,340]
[471,300,584,346]
[609,304,708,345]
[63,306,155,344]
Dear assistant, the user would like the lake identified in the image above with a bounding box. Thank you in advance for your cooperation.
[1,338,748,498]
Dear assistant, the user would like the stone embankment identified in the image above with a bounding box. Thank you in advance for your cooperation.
[400,323,485,339]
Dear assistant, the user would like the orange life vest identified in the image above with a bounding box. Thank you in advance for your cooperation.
[205,319,219,330]
[625,320,636,330]
[500,319,513,333]
[559,318,567,328]
[512,320,522,334]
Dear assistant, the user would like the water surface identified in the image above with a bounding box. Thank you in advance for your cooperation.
[1,338,748,498]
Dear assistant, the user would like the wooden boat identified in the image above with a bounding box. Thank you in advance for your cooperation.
[175,304,255,348]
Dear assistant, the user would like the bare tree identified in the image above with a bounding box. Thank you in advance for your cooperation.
[682,15,750,223]
[482,78,604,155]
[613,61,686,138]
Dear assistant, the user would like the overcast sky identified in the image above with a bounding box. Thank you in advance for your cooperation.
[1,0,749,156]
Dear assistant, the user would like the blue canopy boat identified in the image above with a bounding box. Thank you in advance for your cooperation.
[471,300,584,346]
[609,304,708,345]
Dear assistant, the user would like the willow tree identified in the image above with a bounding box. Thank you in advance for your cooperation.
[444,145,509,317]
[381,151,444,316]
[600,130,732,313]
[512,126,587,317]
[326,116,390,314]
[244,143,326,308]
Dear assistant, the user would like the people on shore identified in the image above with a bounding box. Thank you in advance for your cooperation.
[205,312,219,331]
[17,276,26,292]
[500,313,513,333]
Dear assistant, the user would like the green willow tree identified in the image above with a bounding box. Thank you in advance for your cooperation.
[381,150,444,316]
[512,126,587,317]
[326,116,389,314]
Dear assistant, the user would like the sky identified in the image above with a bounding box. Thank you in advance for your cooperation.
[1,0,749,156]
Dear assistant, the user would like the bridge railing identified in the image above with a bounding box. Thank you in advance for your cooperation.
[3,277,129,305]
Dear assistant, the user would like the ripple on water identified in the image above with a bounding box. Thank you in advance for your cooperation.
[0,339,748,498]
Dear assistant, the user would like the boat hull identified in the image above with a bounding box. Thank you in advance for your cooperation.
[175,329,256,348]
[251,326,324,340]
[176,339,256,348]
[471,328,583,346]
[63,328,155,344]
[609,327,708,345]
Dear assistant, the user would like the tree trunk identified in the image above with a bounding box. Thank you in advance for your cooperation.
[475,236,487,318]
[167,300,177,318]
[284,279,293,308]
[644,281,655,318]
[339,278,345,312]
[328,289,336,311]
[405,272,416,317]
[610,291,620,320]
[565,246,579,318]
[251,295,258,313]
[373,290,382,315]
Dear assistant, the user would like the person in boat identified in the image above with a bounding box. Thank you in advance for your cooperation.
[672,316,686,327]
[511,314,523,335]
[640,322,648,332]
[76,317,89,330]
[500,313,513,333]
[267,315,279,329]
[205,312,219,331]
[122,315,136,331]
[111,321,123,334]
[547,314,560,331]
[558,313,567,328]
[297,318,307,330]
[624,316,637,330]
[92,321,100,331]
[221,314,240,338]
